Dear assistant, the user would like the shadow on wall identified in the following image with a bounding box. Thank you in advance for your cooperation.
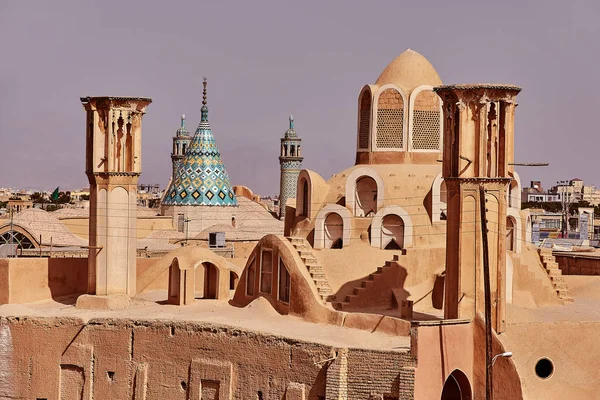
[47,258,88,305]
[333,259,445,314]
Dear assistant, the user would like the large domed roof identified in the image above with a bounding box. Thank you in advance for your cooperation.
[375,49,442,92]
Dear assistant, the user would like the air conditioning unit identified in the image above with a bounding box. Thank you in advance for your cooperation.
[209,232,226,248]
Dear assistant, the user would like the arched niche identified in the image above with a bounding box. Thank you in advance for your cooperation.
[314,204,352,249]
[507,208,522,254]
[431,172,447,222]
[324,213,344,249]
[440,369,472,400]
[370,205,414,249]
[357,86,372,151]
[409,85,443,152]
[373,84,407,151]
[297,170,312,218]
[508,171,522,210]
[345,167,385,217]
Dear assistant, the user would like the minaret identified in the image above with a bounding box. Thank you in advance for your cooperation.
[162,78,237,208]
[279,115,303,219]
[80,96,152,296]
[434,84,520,333]
[171,114,191,179]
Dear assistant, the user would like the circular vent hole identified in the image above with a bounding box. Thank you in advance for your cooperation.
[535,358,554,379]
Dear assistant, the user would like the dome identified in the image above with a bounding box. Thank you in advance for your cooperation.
[375,49,442,92]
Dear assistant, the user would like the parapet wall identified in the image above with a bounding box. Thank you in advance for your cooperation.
[0,316,414,400]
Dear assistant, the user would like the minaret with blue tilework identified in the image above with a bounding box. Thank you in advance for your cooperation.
[171,114,192,180]
[279,115,303,219]
[162,78,237,207]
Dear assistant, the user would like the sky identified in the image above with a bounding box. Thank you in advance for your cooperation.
[1,0,600,196]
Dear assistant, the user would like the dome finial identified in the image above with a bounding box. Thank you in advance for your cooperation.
[181,114,186,128]
[201,77,209,122]
[289,114,294,129]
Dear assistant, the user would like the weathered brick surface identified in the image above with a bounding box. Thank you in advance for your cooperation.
[0,317,415,399]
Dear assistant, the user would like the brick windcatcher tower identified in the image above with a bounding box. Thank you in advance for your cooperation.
[434,84,520,333]
[81,96,152,296]
[279,115,303,220]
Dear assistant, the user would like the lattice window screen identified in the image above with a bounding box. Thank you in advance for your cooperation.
[376,89,404,149]
[412,110,441,150]
[358,93,371,149]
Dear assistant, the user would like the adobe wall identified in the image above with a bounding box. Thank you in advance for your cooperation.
[554,253,600,275]
[413,318,523,400]
[0,257,88,304]
[0,316,414,400]
[0,258,169,304]
[502,321,600,399]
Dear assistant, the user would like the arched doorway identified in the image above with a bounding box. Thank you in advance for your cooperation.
[324,213,343,249]
[441,369,472,400]
[355,176,378,217]
[381,214,404,249]
[194,262,219,299]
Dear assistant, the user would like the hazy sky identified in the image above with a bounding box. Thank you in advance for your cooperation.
[1,0,599,195]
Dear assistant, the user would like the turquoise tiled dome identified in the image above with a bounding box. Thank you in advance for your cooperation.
[162,80,237,207]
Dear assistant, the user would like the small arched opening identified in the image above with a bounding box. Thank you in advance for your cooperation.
[441,369,472,400]
[324,213,344,249]
[194,262,219,299]
[506,216,516,252]
[299,178,309,217]
[381,214,405,249]
[290,144,295,157]
[168,258,181,304]
[231,216,236,227]
[229,271,239,291]
[355,176,378,217]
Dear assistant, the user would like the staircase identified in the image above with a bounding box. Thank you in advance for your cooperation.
[538,248,574,303]
[332,259,397,311]
[288,237,334,303]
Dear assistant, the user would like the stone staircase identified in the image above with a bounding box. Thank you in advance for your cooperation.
[288,237,333,303]
[538,248,574,303]
[332,258,397,311]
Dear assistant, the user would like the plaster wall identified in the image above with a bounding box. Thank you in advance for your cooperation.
[555,254,600,275]
[0,258,173,304]
[502,321,600,399]
[0,258,88,304]
[0,316,414,400]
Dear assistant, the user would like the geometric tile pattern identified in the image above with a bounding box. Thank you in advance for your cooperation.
[163,102,237,206]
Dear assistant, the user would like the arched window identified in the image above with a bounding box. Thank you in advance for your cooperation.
[376,88,404,149]
[324,213,344,249]
[411,89,441,151]
[0,230,35,249]
[290,145,295,157]
[182,143,187,155]
[300,179,309,217]
[355,176,378,217]
[441,369,472,400]
[381,214,405,249]
[246,257,256,296]
[231,216,236,227]
[358,90,371,149]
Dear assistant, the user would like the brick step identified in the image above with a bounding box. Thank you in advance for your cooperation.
[345,294,358,302]
[353,287,368,295]
[301,256,318,264]
[306,264,323,273]
[361,280,375,289]
[288,237,307,245]
[561,296,575,303]
[317,286,332,295]
[310,272,327,280]
[547,269,562,277]
[554,282,568,290]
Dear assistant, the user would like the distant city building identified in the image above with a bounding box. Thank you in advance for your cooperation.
[522,179,600,205]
